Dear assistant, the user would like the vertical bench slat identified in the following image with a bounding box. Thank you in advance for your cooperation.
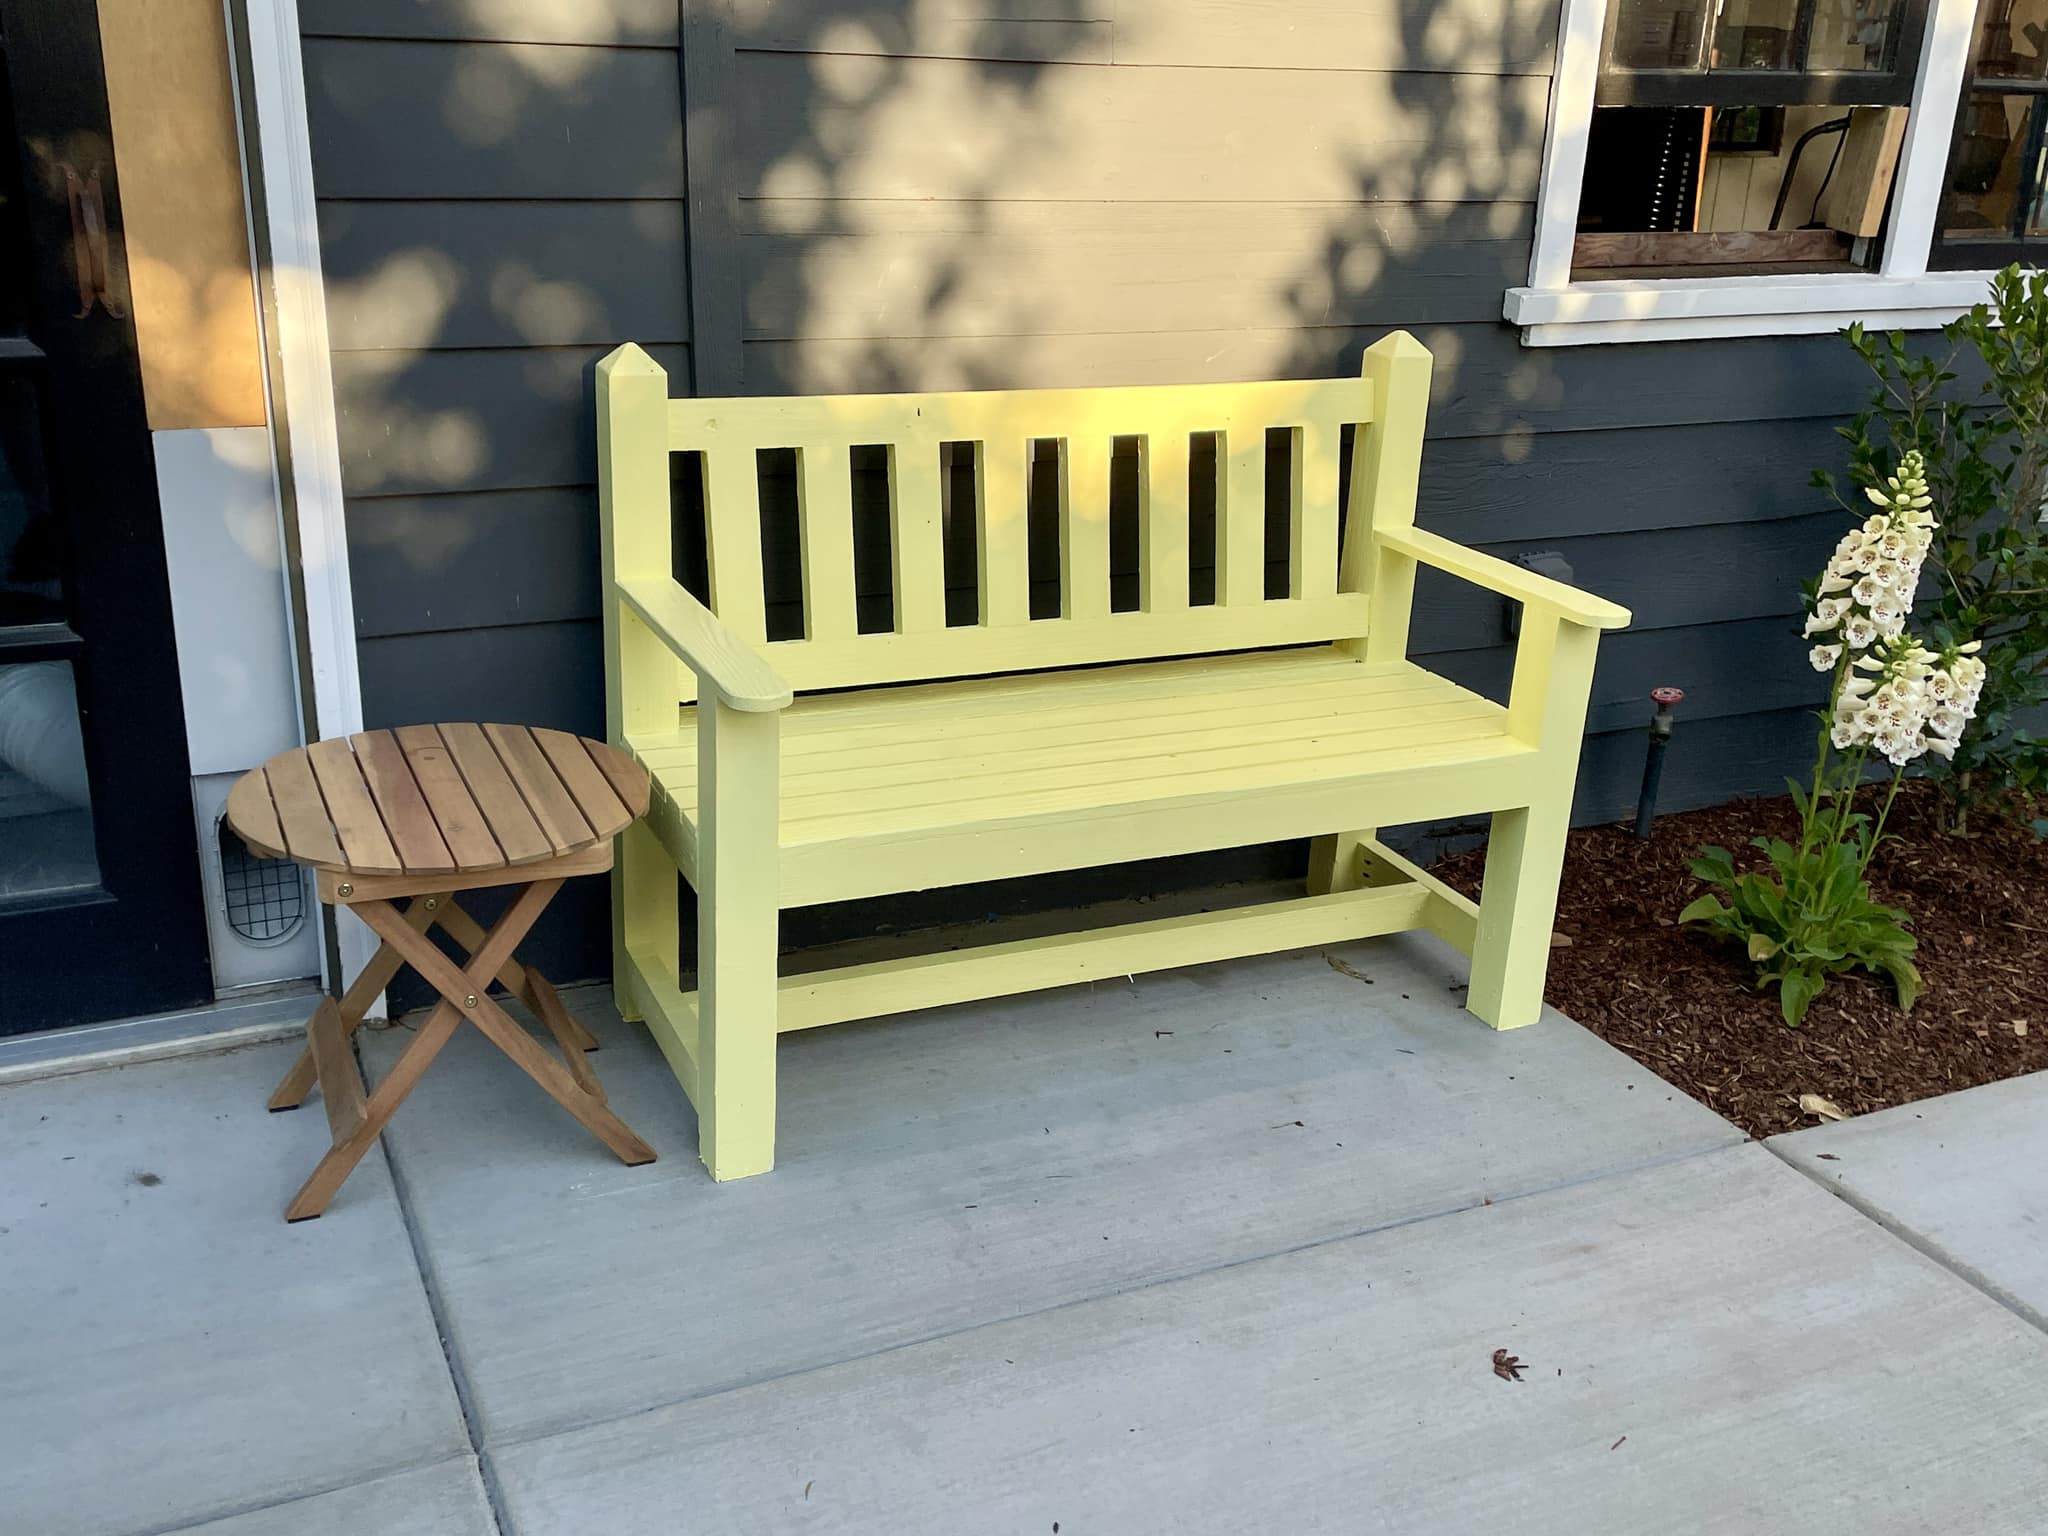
[1061,436,1112,620]
[890,441,948,634]
[1140,431,1190,613]
[703,449,768,643]
[798,446,858,641]
[977,439,1031,626]
[1292,422,1339,599]
[1218,428,1265,606]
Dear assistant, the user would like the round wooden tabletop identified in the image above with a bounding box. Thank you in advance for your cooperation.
[226,724,650,877]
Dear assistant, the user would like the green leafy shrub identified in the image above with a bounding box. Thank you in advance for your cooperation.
[1817,265,2048,830]
[1683,454,1985,1024]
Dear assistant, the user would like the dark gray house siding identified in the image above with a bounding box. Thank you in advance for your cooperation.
[298,1,1872,987]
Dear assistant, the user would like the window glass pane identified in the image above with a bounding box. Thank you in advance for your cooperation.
[1804,0,1905,72]
[1976,0,2048,80]
[0,658,98,899]
[1611,0,1712,69]
[1942,92,2048,244]
[1713,0,1803,71]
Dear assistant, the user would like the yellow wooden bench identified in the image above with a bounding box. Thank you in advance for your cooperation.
[597,333,1629,1179]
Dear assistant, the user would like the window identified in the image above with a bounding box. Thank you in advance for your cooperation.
[1931,1,2048,266]
[1507,0,2010,344]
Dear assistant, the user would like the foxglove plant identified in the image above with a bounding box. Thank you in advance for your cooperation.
[1682,451,1985,1025]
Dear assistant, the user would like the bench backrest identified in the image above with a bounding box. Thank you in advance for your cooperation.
[598,333,1431,704]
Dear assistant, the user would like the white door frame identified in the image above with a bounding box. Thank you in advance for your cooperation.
[229,0,380,1003]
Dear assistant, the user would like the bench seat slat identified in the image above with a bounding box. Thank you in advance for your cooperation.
[631,651,1514,866]
[641,663,1482,788]
[770,672,1456,767]
[663,698,1507,819]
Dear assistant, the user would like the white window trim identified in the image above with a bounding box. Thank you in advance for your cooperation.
[1507,0,1998,346]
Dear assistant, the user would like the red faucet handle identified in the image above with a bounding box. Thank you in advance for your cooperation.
[1650,686,1685,706]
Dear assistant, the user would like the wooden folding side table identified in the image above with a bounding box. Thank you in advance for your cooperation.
[227,723,658,1221]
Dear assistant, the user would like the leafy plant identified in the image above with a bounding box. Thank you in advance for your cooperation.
[1680,834,1919,1028]
[1682,453,1986,1024]
[1815,266,2048,831]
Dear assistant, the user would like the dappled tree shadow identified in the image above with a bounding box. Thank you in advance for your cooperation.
[300,0,1884,985]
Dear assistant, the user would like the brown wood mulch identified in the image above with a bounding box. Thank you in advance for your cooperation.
[1432,780,2048,1139]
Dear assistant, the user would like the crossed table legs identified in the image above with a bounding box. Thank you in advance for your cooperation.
[268,878,656,1221]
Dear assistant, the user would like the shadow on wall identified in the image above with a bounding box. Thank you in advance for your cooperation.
[309,0,1578,705]
[298,0,1879,986]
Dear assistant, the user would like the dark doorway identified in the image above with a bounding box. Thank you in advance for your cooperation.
[0,0,210,1032]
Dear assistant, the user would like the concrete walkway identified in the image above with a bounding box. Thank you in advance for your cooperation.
[5,933,2047,1534]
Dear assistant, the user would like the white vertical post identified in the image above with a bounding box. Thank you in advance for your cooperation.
[233,0,376,1001]
[1526,0,1611,291]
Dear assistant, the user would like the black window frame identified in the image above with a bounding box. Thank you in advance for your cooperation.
[1928,0,2048,270]
[1598,0,1933,108]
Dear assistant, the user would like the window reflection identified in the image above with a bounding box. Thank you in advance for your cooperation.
[0,659,98,899]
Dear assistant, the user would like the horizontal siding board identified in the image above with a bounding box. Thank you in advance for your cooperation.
[302,38,683,200]
[320,201,688,351]
[359,620,603,737]
[742,204,1532,339]
[300,0,678,45]
[331,343,688,497]
[740,7,1111,64]
[732,53,1549,205]
[736,0,1558,73]
[1571,705,1816,826]
[1427,616,1822,737]
[348,487,598,637]
[1418,418,1854,541]
[744,326,1881,440]
[1408,513,1840,651]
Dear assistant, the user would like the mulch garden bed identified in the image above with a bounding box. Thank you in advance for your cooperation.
[1432,780,2048,1139]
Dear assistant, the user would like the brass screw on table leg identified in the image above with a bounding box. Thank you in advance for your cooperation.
[464,993,478,1009]
[337,882,353,898]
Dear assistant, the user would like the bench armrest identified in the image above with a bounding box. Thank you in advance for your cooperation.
[617,576,793,712]
[1374,526,1631,631]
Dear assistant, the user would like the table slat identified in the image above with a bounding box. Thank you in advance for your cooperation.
[225,769,287,859]
[306,738,403,873]
[485,723,595,853]
[264,751,347,868]
[533,727,632,836]
[351,729,456,873]
[395,724,504,870]
[584,737,651,819]
[440,723,553,864]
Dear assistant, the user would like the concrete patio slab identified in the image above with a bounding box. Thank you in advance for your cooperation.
[165,1457,494,1536]
[491,1144,2048,1535]
[363,934,1741,1445]
[1771,1070,2048,1329]
[0,1041,470,1536]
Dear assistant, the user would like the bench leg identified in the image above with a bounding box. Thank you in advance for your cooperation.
[695,699,780,1180]
[1464,802,1572,1029]
[613,821,675,1026]
[1466,613,1599,1031]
